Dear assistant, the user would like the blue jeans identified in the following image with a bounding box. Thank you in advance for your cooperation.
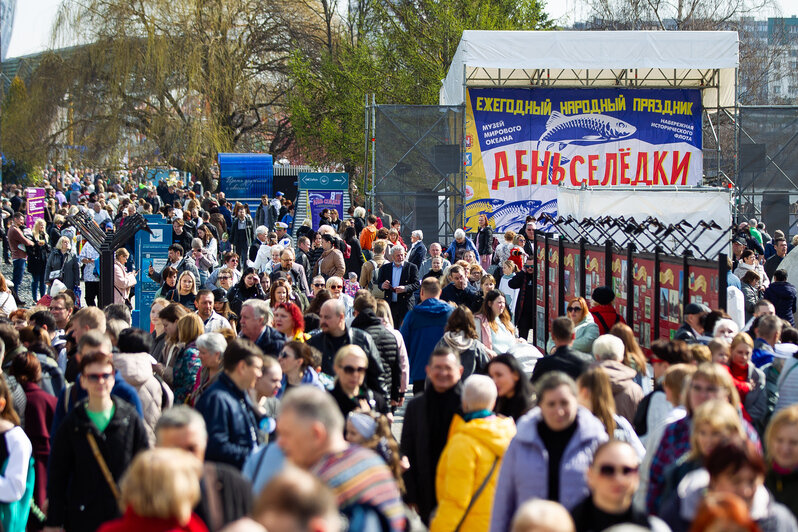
[12,259,25,297]
[31,272,46,301]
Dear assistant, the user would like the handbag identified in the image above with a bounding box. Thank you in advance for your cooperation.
[86,432,121,502]
[453,456,499,531]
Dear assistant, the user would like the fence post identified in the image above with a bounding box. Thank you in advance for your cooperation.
[558,237,565,316]
[579,239,587,299]
[719,253,728,311]
[682,251,692,316]
[654,246,661,341]
[532,230,539,345]
[544,233,551,347]
[626,243,635,326]
[605,239,613,288]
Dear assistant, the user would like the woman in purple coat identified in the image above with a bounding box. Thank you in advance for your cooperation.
[490,371,608,532]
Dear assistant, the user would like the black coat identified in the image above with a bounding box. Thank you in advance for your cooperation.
[476,226,493,256]
[351,309,400,401]
[230,217,254,257]
[307,327,386,397]
[376,262,420,311]
[531,345,591,384]
[227,281,267,316]
[344,237,364,276]
[400,382,463,525]
[329,381,389,420]
[44,249,81,289]
[196,462,253,532]
[46,397,149,531]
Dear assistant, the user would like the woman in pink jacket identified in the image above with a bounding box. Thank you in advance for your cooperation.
[113,248,137,306]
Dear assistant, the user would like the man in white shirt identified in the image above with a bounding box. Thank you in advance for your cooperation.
[196,289,231,333]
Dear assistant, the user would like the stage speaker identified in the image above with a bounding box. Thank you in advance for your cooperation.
[433,144,461,175]
[762,193,789,236]
[415,193,440,242]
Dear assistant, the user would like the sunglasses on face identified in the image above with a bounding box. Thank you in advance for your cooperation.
[278,351,294,359]
[341,365,366,375]
[329,285,342,289]
[313,283,325,287]
[524,264,534,269]
[567,306,581,312]
[597,464,639,478]
[85,372,113,383]
[219,276,231,280]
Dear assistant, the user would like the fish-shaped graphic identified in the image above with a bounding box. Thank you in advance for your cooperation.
[539,111,637,149]
[549,250,559,264]
[612,258,621,273]
[457,198,505,222]
[634,265,647,281]
[489,200,542,232]
[660,269,675,288]
[690,273,707,294]
[564,254,574,268]
[531,200,559,232]
[308,193,325,202]
[586,257,599,273]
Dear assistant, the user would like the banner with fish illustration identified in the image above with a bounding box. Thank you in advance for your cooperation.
[463,87,703,232]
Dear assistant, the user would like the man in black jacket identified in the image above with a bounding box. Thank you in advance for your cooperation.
[377,246,420,328]
[400,348,463,525]
[531,317,590,384]
[351,292,402,407]
[439,264,480,312]
[508,257,536,340]
[147,244,201,285]
[307,299,387,397]
[156,406,253,531]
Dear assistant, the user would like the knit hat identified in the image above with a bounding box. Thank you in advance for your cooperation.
[347,412,377,440]
[591,286,614,306]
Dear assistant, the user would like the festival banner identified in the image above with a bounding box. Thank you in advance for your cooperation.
[611,252,629,326]
[659,258,685,340]
[562,242,580,309]
[632,254,656,355]
[463,87,703,232]
[25,187,45,230]
[688,259,721,311]
[308,191,345,231]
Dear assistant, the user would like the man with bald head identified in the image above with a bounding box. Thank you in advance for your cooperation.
[306,299,387,397]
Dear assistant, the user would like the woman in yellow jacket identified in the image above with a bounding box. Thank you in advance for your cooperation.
[430,374,516,532]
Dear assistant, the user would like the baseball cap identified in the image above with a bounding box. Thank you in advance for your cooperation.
[684,302,710,315]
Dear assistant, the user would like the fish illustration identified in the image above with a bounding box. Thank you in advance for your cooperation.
[539,111,637,149]
[612,258,621,273]
[549,250,559,264]
[308,193,325,202]
[564,254,574,268]
[456,198,505,221]
[532,200,559,232]
[690,273,707,294]
[489,200,542,231]
[660,269,675,288]
[586,257,599,273]
[634,265,647,281]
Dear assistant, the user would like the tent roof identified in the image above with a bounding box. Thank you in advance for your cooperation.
[440,30,739,108]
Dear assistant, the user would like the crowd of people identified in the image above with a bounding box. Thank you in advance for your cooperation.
[0,170,794,531]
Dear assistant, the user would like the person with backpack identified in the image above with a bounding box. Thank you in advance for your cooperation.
[360,240,389,298]
[589,286,626,335]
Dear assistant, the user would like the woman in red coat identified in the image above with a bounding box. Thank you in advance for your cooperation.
[97,448,208,532]
[11,352,56,516]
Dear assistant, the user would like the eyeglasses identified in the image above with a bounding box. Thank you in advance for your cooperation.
[341,365,366,375]
[219,276,231,280]
[524,264,534,269]
[329,285,342,289]
[313,283,325,287]
[278,351,294,359]
[597,464,639,478]
[567,306,581,312]
[85,372,113,383]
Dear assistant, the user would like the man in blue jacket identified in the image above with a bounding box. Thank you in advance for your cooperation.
[196,339,264,468]
[400,278,454,394]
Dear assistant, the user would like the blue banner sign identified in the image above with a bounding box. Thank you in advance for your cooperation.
[135,217,173,332]
[299,172,349,191]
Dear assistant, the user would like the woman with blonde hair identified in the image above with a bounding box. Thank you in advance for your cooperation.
[167,271,198,310]
[659,399,745,512]
[113,248,137,307]
[173,314,203,404]
[44,236,80,295]
[97,448,206,532]
[546,297,599,357]
[475,289,519,355]
[727,332,767,432]
[765,404,798,518]
[576,366,645,457]
[28,219,49,301]
[646,362,760,514]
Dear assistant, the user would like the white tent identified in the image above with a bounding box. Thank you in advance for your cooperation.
[440,30,739,109]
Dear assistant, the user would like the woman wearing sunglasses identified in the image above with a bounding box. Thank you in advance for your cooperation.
[546,297,599,357]
[329,345,388,420]
[277,341,323,398]
[571,441,668,532]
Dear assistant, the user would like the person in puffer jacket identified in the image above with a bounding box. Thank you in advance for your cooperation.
[114,328,173,445]
[351,293,401,404]
[430,375,515,532]
[763,269,798,326]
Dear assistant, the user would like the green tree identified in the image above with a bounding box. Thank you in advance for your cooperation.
[0,76,50,185]
[47,0,295,187]
[287,0,552,175]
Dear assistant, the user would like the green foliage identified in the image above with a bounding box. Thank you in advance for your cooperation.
[287,0,553,171]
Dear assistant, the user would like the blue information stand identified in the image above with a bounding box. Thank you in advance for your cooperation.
[135,215,173,331]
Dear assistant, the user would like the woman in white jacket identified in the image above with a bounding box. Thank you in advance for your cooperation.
[0,377,33,532]
[734,249,769,289]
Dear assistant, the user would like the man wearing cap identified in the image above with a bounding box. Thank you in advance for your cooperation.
[589,286,625,335]
[196,288,231,333]
[731,237,746,271]
[673,302,709,343]
[275,222,291,248]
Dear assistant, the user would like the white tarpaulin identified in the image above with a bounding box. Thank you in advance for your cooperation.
[556,187,732,256]
[440,30,738,109]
